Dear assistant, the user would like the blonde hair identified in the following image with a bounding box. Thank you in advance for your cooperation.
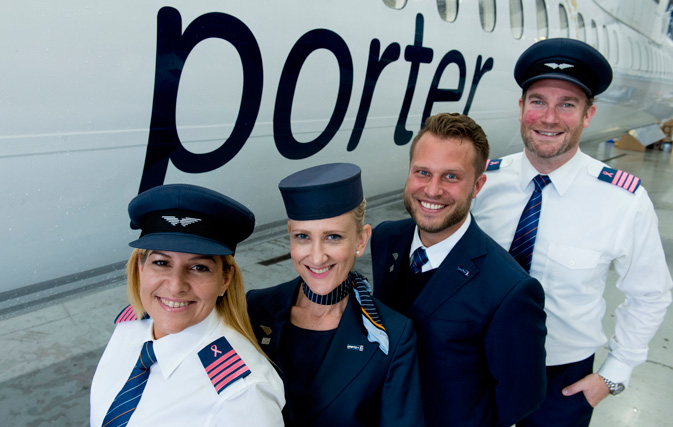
[351,198,367,233]
[126,249,266,357]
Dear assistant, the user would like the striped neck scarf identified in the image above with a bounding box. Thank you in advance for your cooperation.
[301,271,389,355]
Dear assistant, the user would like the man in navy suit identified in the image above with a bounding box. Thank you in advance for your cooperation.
[371,113,547,426]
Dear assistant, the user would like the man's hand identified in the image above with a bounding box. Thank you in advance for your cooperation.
[561,373,610,407]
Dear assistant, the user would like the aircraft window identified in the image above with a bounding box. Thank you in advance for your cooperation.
[510,0,524,39]
[577,13,586,41]
[558,4,569,37]
[536,0,548,39]
[479,0,497,32]
[642,44,649,70]
[612,30,619,64]
[382,0,407,9]
[630,37,639,69]
[590,20,599,48]
[437,0,459,22]
[602,26,610,60]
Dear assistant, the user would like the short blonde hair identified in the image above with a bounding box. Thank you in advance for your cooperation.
[126,249,265,356]
[350,198,367,233]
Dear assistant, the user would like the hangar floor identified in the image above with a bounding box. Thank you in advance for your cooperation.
[1,140,671,426]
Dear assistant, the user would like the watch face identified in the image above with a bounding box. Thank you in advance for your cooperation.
[612,383,626,395]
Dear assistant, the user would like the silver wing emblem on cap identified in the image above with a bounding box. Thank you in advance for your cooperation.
[162,216,202,227]
[544,62,574,70]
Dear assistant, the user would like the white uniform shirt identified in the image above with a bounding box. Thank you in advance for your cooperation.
[471,150,672,385]
[90,310,285,426]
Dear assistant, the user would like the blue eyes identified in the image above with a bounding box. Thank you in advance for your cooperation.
[293,233,342,241]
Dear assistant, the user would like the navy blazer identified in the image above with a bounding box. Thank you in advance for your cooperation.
[371,218,547,427]
[246,277,424,427]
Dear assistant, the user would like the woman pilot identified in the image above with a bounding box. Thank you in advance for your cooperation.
[247,163,424,426]
[90,184,285,426]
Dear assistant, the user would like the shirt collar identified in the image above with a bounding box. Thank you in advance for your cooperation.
[409,214,471,272]
[520,149,584,196]
[129,310,220,379]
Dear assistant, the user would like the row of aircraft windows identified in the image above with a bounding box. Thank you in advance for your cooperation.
[382,0,673,77]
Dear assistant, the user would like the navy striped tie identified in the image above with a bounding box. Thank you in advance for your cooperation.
[102,341,156,427]
[409,247,429,274]
[509,175,551,273]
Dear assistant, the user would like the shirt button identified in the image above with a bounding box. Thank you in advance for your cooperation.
[569,260,576,266]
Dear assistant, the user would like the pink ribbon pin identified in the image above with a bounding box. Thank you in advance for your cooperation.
[211,345,222,357]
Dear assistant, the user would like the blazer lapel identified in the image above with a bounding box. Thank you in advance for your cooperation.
[408,218,488,323]
[254,280,298,371]
[376,220,415,302]
[303,295,378,419]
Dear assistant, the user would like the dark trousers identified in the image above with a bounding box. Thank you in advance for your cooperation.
[517,354,595,427]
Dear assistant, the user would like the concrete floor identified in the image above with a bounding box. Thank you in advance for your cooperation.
[0,140,671,426]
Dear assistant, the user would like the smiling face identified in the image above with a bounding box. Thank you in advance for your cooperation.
[138,250,231,339]
[519,79,596,171]
[288,212,371,296]
[404,133,486,247]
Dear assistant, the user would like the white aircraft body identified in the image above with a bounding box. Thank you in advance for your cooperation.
[1,0,672,303]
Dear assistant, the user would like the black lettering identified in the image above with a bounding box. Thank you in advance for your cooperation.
[139,7,263,193]
[395,14,433,146]
[421,50,466,126]
[274,29,353,159]
[346,39,401,152]
[462,55,494,116]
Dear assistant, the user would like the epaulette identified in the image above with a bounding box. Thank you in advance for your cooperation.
[198,336,251,394]
[114,305,150,324]
[597,167,641,193]
[114,305,138,324]
[485,159,503,171]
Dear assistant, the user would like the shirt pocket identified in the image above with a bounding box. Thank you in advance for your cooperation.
[544,243,602,293]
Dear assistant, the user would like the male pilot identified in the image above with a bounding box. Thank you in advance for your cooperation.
[371,113,547,426]
[471,38,672,426]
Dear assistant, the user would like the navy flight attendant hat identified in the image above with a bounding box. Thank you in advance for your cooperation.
[279,163,363,221]
[514,38,612,97]
[128,184,255,256]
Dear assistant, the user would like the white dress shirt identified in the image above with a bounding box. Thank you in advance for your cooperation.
[409,214,472,272]
[90,310,285,426]
[471,150,672,385]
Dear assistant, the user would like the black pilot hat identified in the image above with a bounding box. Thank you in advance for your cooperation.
[128,184,255,256]
[279,163,363,221]
[514,38,612,97]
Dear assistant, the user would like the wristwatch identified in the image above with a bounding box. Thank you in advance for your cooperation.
[599,375,625,395]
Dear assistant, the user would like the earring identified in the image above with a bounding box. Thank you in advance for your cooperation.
[219,292,225,297]
[356,250,360,255]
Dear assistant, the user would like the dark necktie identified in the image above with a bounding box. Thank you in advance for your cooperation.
[509,175,551,273]
[102,341,156,427]
[409,247,429,274]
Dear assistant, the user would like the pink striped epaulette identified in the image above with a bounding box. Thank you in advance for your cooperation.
[114,305,138,324]
[597,167,641,193]
[198,336,251,394]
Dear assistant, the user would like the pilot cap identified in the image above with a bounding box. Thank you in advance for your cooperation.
[515,38,612,97]
[279,163,363,221]
[128,184,255,256]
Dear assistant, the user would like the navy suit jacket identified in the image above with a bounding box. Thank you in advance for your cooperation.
[246,277,424,427]
[371,218,547,427]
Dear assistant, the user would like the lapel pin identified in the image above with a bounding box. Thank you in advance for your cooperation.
[456,266,470,277]
[261,337,271,345]
[347,344,364,352]
[392,253,398,260]
[389,265,395,272]
[260,325,272,335]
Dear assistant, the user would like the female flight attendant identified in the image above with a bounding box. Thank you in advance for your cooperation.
[90,184,284,426]
[247,163,423,426]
